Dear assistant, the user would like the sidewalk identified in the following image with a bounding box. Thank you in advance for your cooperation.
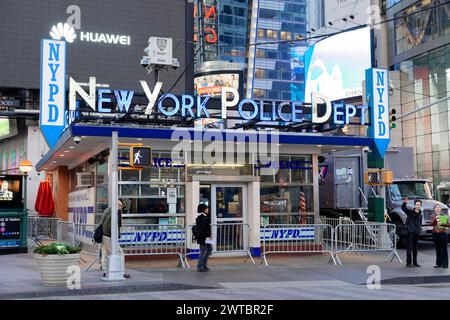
[2,242,450,299]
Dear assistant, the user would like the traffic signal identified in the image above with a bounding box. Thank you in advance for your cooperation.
[390,108,397,129]
[130,147,152,168]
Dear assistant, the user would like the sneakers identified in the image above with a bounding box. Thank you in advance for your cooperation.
[406,264,414,268]
[434,265,442,268]
[204,267,210,271]
[442,266,448,269]
[102,273,130,278]
[413,264,421,267]
[197,269,207,272]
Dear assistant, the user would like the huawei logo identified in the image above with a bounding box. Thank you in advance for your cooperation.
[50,22,77,43]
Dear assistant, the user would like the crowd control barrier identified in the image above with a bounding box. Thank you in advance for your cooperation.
[261,224,337,266]
[334,222,402,265]
[119,224,187,269]
[27,216,60,247]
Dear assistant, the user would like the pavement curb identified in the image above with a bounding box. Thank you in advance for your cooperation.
[1,282,220,300]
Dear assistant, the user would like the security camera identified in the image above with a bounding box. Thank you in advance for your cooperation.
[74,136,81,144]
[140,56,150,68]
[362,146,370,153]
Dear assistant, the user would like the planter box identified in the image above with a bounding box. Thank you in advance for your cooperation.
[34,253,80,287]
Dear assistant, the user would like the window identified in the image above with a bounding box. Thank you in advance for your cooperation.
[266,29,278,40]
[255,68,266,78]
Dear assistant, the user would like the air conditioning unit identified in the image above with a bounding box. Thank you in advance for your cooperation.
[76,172,94,188]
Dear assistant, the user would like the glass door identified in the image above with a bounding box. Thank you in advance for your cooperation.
[211,184,247,253]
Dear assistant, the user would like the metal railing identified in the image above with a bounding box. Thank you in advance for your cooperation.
[74,223,101,271]
[185,223,255,267]
[27,216,60,247]
[334,222,402,265]
[119,224,187,269]
[320,217,355,229]
[261,224,337,266]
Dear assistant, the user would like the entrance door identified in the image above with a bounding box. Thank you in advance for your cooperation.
[211,184,248,254]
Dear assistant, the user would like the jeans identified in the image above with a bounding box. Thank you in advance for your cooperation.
[197,243,212,271]
[433,233,448,267]
[406,232,419,265]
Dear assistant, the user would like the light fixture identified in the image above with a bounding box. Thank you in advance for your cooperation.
[69,146,75,149]
[137,138,143,141]
[19,160,33,174]
[64,151,69,153]
[331,150,336,152]
[59,154,65,157]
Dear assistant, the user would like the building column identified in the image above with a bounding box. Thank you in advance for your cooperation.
[185,180,200,258]
[312,155,320,224]
[248,180,260,256]
[52,166,69,221]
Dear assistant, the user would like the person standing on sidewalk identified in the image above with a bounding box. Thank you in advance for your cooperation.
[402,197,423,267]
[431,204,450,268]
[196,204,212,272]
[100,200,130,278]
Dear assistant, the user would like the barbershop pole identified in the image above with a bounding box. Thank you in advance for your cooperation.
[104,131,125,281]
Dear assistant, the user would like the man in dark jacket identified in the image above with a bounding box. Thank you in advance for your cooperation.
[402,197,423,267]
[195,203,212,272]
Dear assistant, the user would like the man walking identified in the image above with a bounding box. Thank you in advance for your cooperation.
[402,197,423,267]
[196,203,212,272]
[431,204,450,268]
[100,200,130,278]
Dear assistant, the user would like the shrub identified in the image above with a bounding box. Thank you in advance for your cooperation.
[33,242,81,255]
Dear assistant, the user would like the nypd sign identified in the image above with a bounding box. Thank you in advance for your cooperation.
[40,39,66,149]
[366,68,390,158]
[260,227,315,241]
[119,229,185,245]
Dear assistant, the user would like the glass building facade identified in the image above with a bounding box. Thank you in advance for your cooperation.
[387,0,450,197]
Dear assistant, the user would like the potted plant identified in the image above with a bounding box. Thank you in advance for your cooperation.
[33,242,82,287]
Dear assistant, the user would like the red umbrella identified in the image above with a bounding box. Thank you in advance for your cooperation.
[35,180,55,216]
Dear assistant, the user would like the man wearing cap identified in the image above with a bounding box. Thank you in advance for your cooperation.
[402,197,423,267]
[196,203,212,272]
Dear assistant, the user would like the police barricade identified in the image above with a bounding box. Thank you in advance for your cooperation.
[119,224,187,269]
[184,223,256,268]
[73,223,101,271]
[334,222,402,265]
[27,216,60,247]
[261,224,337,266]
[57,221,76,246]
[320,217,354,229]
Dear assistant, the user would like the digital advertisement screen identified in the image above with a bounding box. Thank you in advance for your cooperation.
[304,26,372,103]
[0,119,18,141]
[0,0,189,93]
[0,217,21,242]
[0,175,23,209]
[194,72,242,98]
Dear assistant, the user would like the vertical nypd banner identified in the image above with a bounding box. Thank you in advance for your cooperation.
[366,68,390,159]
[40,39,66,150]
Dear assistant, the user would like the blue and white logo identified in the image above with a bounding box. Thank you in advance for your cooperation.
[40,39,67,149]
[366,68,389,158]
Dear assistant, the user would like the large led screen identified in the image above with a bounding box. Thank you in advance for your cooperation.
[304,27,372,103]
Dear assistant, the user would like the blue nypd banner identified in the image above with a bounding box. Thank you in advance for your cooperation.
[366,68,390,158]
[119,229,185,245]
[40,39,66,149]
[260,227,315,241]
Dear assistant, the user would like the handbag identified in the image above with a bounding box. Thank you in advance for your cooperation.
[93,224,103,243]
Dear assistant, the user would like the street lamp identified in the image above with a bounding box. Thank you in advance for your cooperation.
[19,160,33,212]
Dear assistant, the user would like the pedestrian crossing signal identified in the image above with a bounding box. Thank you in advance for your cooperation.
[130,147,152,168]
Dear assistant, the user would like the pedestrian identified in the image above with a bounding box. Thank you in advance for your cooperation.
[431,204,450,268]
[196,203,212,272]
[100,199,130,278]
[402,197,423,267]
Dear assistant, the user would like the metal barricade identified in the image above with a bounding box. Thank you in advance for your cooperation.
[320,217,354,229]
[73,223,101,271]
[184,223,256,268]
[261,224,337,266]
[119,224,187,269]
[57,221,76,246]
[27,216,60,247]
[334,222,402,265]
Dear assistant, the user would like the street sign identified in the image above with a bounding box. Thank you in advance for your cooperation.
[130,147,152,168]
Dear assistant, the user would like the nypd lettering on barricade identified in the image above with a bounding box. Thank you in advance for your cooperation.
[260,227,315,241]
[40,39,66,149]
[366,68,390,158]
[119,230,185,245]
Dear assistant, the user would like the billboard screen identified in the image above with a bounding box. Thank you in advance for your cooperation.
[0,175,23,209]
[0,0,189,93]
[304,27,372,103]
[194,72,242,98]
[0,119,18,141]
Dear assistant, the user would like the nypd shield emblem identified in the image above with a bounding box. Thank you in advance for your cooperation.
[157,38,167,51]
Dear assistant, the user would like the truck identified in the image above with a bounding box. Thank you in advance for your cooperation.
[319,147,448,247]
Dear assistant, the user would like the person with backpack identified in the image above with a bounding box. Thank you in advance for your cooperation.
[99,200,130,278]
[431,204,450,268]
[195,203,212,272]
